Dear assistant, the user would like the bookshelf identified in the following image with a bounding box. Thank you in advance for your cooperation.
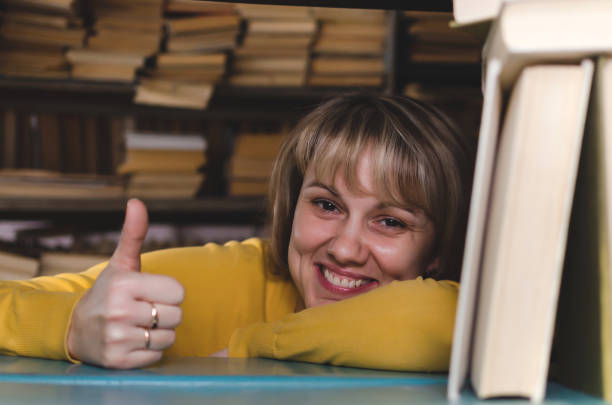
[0,0,482,262]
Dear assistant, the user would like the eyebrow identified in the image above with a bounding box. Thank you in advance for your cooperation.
[305,180,420,215]
[304,180,339,197]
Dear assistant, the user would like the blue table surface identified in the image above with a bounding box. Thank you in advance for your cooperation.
[0,355,607,405]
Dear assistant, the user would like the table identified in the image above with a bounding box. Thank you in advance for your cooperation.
[0,355,605,404]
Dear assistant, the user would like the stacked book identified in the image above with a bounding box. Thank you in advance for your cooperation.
[135,0,238,109]
[0,249,39,280]
[0,0,86,79]
[118,131,206,199]
[0,169,124,199]
[70,0,164,82]
[228,131,286,196]
[403,11,481,65]
[445,0,612,403]
[309,8,387,87]
[230,4,316,87]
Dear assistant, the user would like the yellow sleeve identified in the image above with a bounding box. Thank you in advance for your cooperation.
[228,278,458,372]
[0,264,106,360]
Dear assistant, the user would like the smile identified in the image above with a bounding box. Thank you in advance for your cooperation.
[316,264,376,292]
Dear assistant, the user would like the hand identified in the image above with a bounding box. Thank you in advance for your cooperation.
[67,199,185,369]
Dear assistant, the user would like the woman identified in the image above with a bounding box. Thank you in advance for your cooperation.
[0,93,475,370]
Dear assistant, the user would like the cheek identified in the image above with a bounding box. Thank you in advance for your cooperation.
[370,234,434,279]
[290,203,330,254]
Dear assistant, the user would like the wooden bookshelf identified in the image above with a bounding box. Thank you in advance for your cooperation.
[0,197,266,223]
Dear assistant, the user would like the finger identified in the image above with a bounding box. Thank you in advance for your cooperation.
[126,328,176,352]
[130,301,182,329]
[115,350,163,370]
[111,199,149,272]
[126,272,185,305]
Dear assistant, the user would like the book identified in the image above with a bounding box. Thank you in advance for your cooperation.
[134,79,214,110]
[313,8,386,24]
[38,113,61,172]
[2,110,17,169]
[71,63,137,82]
[233,56,308,74]
[310,58,384,76]
[0,10,80,29]
[66,49,146,68]
[165,29,237,53]
[39,251,108,277]
[1,0,77,15]
[240,34,313,49]
[553,57,612,401]
[228,73,305,87]
[232,133,286,160]
[0,20,85,48]
[0,169,125,199]
[313,37,384,56]
[470,62,592,401]
[156,52,226,68]
[124,131,207,151]
[0,250,39,280]
[228,179,268,197]
[118,150,205,174]
[308,75,382,87]
[165,0,236,14]
[166,14,240,35]
[247,20,317,36]
[234,4,313,20]
[483,0,612,89]
[448,1,612,401]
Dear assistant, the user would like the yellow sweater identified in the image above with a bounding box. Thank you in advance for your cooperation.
[0,238,458,371]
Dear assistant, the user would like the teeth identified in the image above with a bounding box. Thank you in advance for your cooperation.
[322,267,370,289]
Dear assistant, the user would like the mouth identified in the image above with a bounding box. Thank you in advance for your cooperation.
[315,263,378,294]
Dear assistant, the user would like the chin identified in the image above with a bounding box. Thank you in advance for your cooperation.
[305,296,339,309]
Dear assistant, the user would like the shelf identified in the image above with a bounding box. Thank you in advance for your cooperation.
[214,0,452,11]
[0,197,267,223]
[0,78,382,119]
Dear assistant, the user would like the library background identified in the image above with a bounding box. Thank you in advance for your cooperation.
[0,0,482,279]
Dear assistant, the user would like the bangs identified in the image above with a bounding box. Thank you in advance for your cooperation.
[292,103,433,218]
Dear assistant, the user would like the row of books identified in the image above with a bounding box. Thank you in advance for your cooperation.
[0,219,259,280]
[227,130,286,197]
[446,0,612,404]
[0,105,306,199]
[0,1,421,109]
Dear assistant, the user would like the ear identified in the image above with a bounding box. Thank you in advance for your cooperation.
[423,257,441,279]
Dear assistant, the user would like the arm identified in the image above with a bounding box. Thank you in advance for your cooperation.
[228,278,457,372]
[0,265,103,360]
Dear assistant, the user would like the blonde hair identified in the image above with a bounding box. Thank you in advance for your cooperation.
[268,93,475,281]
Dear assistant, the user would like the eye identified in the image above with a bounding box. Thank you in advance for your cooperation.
[313,199,338,212]
[379,217,406,229]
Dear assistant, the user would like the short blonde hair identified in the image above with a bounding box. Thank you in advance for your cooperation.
[268,93,475,281]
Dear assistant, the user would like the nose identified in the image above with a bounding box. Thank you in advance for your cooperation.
[327,219,368,266]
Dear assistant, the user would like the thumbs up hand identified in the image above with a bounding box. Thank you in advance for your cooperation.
[67,199,185,369]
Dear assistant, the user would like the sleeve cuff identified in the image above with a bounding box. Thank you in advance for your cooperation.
[228,321,277,358]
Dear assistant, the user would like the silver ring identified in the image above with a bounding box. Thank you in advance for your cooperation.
[151,304,159,330]
[144,328,151,350]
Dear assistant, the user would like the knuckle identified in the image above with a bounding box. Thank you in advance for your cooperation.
[100,351,122,369]
[102,325,124,346]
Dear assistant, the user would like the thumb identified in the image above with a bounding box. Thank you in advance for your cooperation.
[111,198,148,272]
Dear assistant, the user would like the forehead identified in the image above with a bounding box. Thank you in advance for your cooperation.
[305,149,412,210]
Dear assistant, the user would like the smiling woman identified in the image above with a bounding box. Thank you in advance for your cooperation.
[0,92,475,371]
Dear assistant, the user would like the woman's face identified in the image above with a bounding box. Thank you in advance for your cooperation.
[288,149,439,309]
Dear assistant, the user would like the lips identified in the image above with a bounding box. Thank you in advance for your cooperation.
[315,263,378,295]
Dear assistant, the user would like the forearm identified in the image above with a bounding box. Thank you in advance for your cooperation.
[229,278,458,372]
[0,265,104,360]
